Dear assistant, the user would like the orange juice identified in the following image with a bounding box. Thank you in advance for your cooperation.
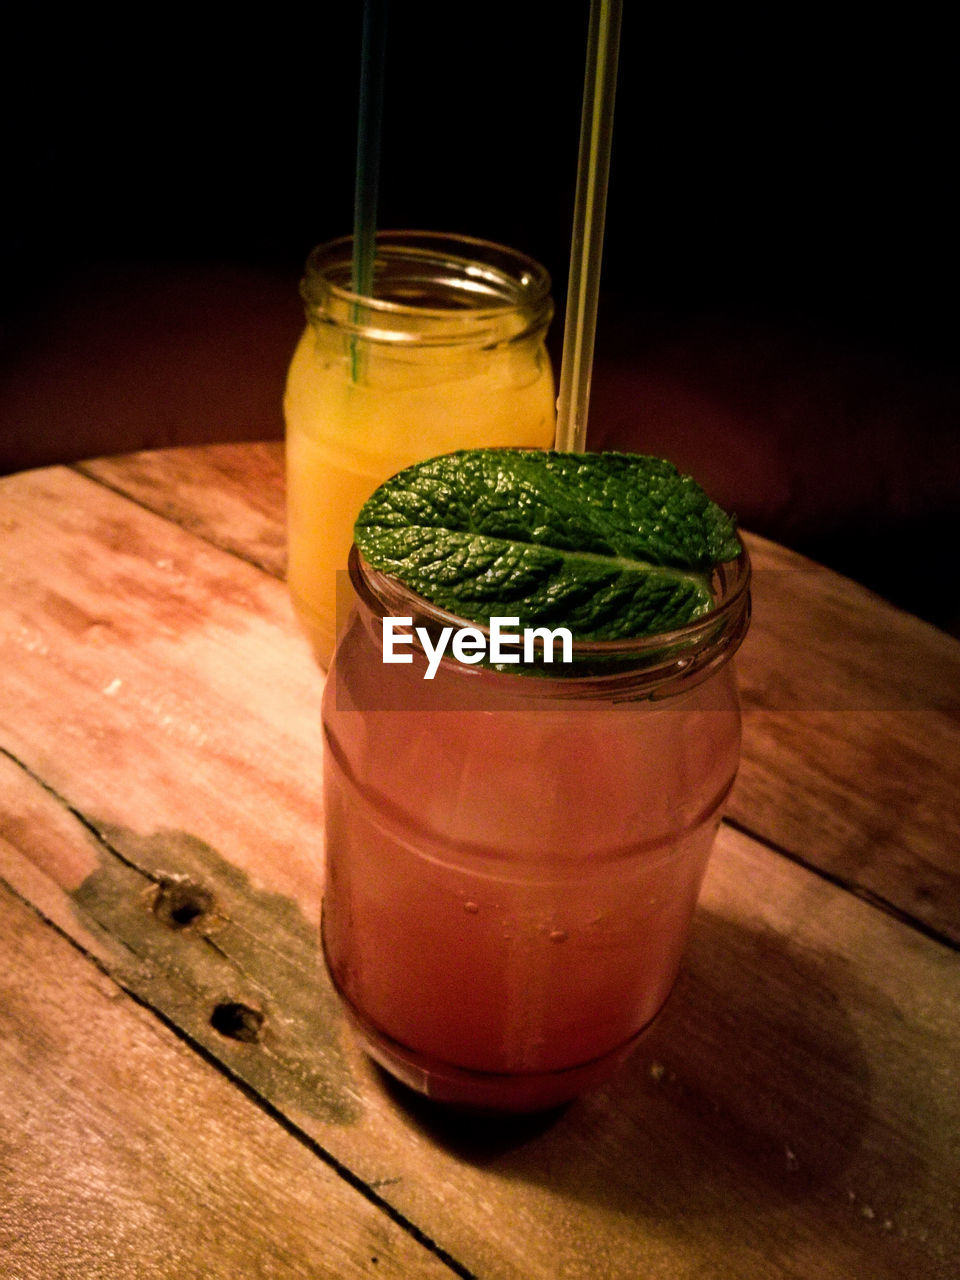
[321,546,751,1111]
[284,233,555,666]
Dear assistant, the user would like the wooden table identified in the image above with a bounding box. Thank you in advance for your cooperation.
[1,444,958,1280]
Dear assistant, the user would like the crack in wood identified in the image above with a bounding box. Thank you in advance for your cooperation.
[723,815,960,954]
[67,823,359,1125]
[71,459,286,581]
[0,871,473,1280]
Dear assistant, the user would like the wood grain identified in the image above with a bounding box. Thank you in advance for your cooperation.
[2,458,958,1277]
[78,444,960,943]
[3,761,957,1279]
[0,464,325,924]
[731,533,960,945]
[0,882,458,1280]
[78,443,287,578]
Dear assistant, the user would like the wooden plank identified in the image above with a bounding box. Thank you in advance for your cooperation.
[3,754,958,1279]
[0,883,460,1280]
[1,465,958,1277]
[0,464,325,926]
[78,443,288,578]
[741,531,960,713]
[77,446,960,944]
[731,532,960,945]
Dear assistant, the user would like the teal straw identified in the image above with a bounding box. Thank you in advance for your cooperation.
[555,0,623,451]
[351,0,388,381]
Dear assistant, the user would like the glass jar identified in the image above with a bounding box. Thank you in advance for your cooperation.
[321,542,752,1111]
[284,231,556,667]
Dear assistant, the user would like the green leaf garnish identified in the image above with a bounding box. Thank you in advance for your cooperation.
[354,449,740,639]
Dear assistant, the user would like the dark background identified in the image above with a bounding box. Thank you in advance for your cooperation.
[2,4,958,628]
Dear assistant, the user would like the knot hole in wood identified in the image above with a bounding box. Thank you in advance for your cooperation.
[152,877,215,929]
[210,1001,265,1044]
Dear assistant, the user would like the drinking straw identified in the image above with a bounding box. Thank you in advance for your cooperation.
[554,0,623,452]
[351,0,389,382]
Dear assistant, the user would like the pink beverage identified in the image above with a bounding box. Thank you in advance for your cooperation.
[322,548,751,1111]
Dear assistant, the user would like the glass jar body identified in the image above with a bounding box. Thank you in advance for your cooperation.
[284,231,556,667]
[321,554,749,1111]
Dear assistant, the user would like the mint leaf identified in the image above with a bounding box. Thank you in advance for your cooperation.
[354,450,740,639]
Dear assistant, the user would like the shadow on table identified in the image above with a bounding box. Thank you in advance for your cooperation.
[375,907,880,1222]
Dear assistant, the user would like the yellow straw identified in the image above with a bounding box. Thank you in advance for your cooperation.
[554,0,623,452]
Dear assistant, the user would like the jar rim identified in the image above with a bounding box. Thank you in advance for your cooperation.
[347,540,752,699]
[301,230,553,335]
